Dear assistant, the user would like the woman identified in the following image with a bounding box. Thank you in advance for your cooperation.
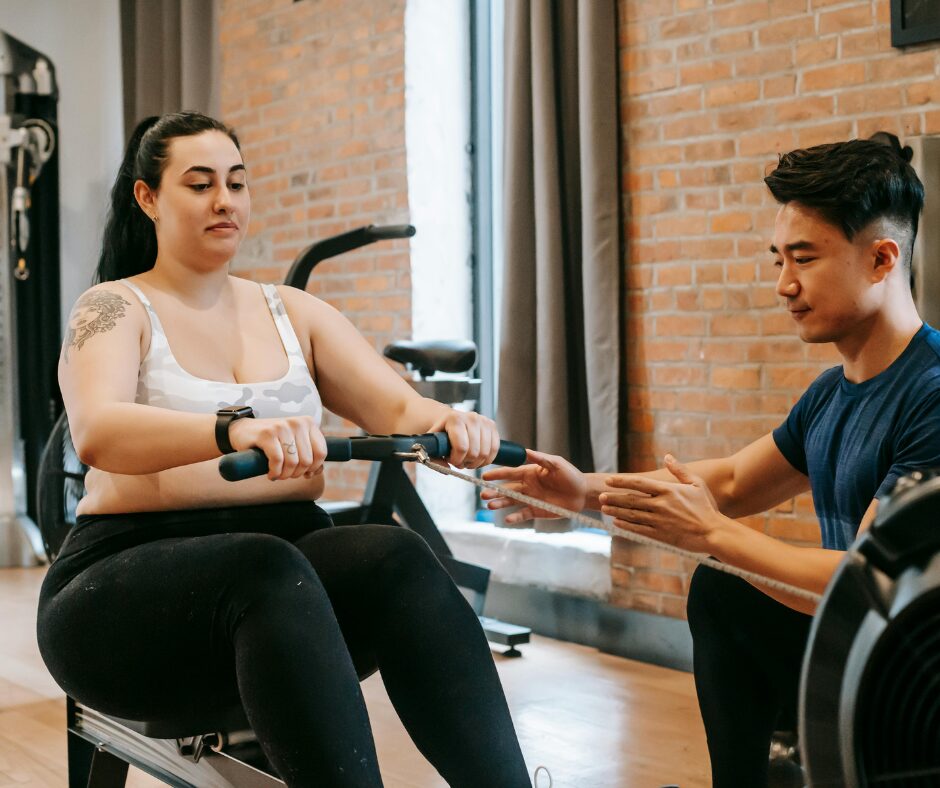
[37,112,533,787]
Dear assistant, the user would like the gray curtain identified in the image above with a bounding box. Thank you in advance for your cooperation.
[498,0,621,528]
[120,0,219,139]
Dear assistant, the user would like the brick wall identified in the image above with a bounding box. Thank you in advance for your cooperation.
[215,0,940,619]
[614,0,940,617]
[218,0,410,501]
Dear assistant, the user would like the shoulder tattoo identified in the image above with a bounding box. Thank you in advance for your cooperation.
[63,290,132,362]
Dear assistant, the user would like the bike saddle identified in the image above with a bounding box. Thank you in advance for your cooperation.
[383,340,477,377]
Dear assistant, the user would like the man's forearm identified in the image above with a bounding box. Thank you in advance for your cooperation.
[707,518,843,614]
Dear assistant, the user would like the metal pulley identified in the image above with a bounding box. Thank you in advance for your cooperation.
[7,117,55,282]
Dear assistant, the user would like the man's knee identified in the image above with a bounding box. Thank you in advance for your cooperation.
[686,564,726,636]
[687,564,768,642]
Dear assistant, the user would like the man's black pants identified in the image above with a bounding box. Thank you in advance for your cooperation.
[687,565,813,787]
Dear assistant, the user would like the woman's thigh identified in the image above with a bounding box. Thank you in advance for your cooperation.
[38,531,325,721]
[291,525,449,670]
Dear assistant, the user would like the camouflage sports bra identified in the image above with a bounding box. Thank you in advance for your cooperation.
[120,279,323,422]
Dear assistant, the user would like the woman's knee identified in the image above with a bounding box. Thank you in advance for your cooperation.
[226,534,324,607]
[369,526,441,576]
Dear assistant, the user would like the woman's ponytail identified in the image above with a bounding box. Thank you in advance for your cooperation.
[95,116,160,283]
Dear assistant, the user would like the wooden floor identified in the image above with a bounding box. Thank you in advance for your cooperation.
[1,567,709,787]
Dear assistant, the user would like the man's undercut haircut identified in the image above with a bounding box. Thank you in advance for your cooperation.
[764,133,924,270]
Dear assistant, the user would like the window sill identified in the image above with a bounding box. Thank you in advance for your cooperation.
[437,517,611,600]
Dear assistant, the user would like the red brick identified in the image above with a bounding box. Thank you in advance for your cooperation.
[711,366,760,389]
[685,191,721,211]
[906,81,940,106]
[738,128,797,157]
[680,61,733,85]
[633,569,685,595]
[840,30,885,59]
[764,366,820,389]
[735,48,793,78]
[705,80,760,107]
[657,315,707,337]
[624,46,674,71]
[764,75,796,99]
[659,12,708,39]
[774,96,835,123]
[710,30,753,53]
[818,5,874,35]
[710,313,759,336]
[651,365,707,386]
[657,265,694,287]
[795,37,838,67]
[796,121,854,149]
[802,62,866,92]
[759,16,815,46]
[711,211,753,233]
[714,1,770,28]
[838,86,903,115]
[628,68,679,95]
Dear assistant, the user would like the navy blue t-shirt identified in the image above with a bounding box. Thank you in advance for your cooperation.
[772,323,940,550]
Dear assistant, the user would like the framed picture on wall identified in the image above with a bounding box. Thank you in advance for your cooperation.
[891,0,940,47]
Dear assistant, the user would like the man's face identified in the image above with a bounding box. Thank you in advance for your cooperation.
[770,202,881,344]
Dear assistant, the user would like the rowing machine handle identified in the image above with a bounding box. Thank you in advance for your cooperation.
[219,433,527,482]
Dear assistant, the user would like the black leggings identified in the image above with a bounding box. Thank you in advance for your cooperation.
[686,565,812,788]
[38,503,530,788]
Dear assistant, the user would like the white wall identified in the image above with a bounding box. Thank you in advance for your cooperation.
[404,0,473,344]
[1,0,124,323]
[404,0,476,521]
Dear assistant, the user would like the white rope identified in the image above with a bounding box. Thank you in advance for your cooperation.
[416,453,823,605]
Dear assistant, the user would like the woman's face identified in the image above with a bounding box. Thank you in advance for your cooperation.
[138,130,250,270]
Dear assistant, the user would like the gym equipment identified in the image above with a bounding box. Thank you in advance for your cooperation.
[218,433,527,480]
[37,416,526,787]
[800,469,940,787]
[0,29,60,566]
[36,224,532,786]
[285,224,532,655]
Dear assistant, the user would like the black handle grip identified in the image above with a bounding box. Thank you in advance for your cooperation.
[492,441,527,467]
[219,433,527,482]
[364,224,416,240]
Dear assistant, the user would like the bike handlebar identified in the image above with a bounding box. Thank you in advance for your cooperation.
[218,433,527,482]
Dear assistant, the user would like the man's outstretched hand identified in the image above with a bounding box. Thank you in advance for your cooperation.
[481,449,587,524]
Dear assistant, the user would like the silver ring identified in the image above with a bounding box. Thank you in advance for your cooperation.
[282,441,297,456]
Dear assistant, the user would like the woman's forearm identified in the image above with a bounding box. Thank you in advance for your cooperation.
[72,403,219,474]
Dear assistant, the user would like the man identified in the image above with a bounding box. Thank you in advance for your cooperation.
[483,134,940,787]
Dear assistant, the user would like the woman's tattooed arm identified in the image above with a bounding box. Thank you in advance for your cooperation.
[63,290,131,362]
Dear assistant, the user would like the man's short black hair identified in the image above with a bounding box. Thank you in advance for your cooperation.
[764,133,925,268]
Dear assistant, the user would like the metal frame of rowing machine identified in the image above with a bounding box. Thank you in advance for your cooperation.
[285,225,530,656]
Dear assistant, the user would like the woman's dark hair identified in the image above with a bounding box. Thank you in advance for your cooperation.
[764,132,924,270]
[95,111,241,283]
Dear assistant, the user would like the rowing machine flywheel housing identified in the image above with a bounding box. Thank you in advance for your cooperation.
[800,469,940,787]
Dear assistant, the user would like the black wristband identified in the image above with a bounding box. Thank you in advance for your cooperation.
[215,406,254,454]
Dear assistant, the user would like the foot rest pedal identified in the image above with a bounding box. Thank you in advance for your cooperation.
[479,616,530,657]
